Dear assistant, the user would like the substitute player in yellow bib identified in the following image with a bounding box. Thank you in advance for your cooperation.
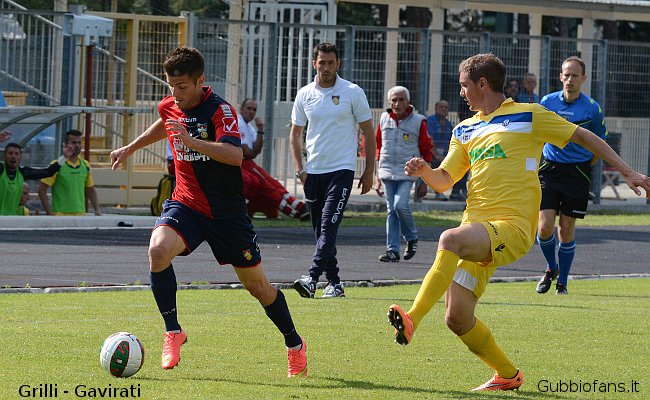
[387,53,650,392]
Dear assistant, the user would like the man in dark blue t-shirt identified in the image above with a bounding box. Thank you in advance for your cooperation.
[535,56,608,295]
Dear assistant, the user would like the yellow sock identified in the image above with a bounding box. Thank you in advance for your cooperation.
[459,319,517,378]
[407,249,459,330]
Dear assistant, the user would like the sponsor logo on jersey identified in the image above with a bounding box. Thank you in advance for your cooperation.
[220,104,234,117]
[223,117,237,132]
[332,95,340,105]
[468,143,507,164]
[197,123,208,139]
[179,117,197,123]
[172,137,184,151]
[176,152,209,162]
[494,243,506,252]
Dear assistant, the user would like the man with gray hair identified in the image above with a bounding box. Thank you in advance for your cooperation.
[375,86,433,262]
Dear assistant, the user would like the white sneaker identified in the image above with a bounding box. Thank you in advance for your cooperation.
[321,282,345,298]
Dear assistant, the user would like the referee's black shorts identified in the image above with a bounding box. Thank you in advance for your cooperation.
[538,159,592,219]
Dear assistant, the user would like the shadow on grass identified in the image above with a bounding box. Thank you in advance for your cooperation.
[346,296,599,312]
[480,301,597,310]
[135,375,568,399]
[318,376,569,399]
[578,293,650,299]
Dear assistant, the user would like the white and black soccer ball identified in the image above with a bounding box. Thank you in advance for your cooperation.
[99,332,145,378]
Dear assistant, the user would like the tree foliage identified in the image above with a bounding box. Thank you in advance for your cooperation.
[337,2,384,26]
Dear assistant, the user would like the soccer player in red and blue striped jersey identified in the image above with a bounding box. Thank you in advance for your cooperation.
[110,47,307,378]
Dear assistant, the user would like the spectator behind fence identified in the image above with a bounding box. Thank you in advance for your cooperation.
[516,72,540,103]
[0,130,13,143]
[38,129,101,216]
[238,98,308,220]
[535,56,609,295]
[375,86,432,263]
[290,42,376,299]
[385,53,649,392]
[427,100,468,201]
[0,142,71,215]
[504,78,519,100]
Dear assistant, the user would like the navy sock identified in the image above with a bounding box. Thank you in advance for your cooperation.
[150,266,181,332]
[557,241,576,285]
[263,289,301,348]
[537,234,557,272]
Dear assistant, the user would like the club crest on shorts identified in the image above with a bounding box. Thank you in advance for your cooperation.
[243,249,252,260]
[331,95,340,105]
[197,123,208,139]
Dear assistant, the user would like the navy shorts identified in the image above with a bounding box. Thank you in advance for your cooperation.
[539,160,591,219]
[154,200,261,267]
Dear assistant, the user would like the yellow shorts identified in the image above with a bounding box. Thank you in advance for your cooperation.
[453,219,534,298]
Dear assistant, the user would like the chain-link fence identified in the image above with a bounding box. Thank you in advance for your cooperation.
[2,5,649,205]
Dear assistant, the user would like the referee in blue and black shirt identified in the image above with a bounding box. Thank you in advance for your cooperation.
[535,56,609,295]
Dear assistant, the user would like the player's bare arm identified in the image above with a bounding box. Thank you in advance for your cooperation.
[405,157,454,193]
[165,119,243,166]
[111,118,166,171]
[290,124,307,184]
[358,119,376,194]
[570,127,650,197]
[241,144,256,160]
[252,117,264,156]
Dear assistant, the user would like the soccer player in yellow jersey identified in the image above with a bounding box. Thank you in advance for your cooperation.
[387,53,650,392]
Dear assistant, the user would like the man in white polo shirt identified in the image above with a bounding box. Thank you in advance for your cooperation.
[290,42,376,299]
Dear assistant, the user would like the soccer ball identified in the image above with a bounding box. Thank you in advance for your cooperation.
[99,332,145,378]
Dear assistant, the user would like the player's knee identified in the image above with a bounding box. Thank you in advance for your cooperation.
[438,230,462,254]
[148,244,174,271]
[445,312,471,335]
[537,225,554,239]
[243,279,275,303]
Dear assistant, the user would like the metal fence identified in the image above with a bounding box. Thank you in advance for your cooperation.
[1,4,649,204]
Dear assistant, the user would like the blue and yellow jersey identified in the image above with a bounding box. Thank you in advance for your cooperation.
[440,99,577,239]
[540,91,608,163]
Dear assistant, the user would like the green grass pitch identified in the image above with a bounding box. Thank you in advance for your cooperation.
[2,279,648,399]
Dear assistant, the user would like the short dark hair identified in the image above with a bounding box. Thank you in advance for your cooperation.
[163,46,205,81]
[4,142,21,153]
[459,53,506,93]
[313,42,339,61]
[562,56,586,75]
[240,98,255,110]
[65,129,82,142]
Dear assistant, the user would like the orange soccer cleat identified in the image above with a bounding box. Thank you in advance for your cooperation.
[287,337,308,378]
[471,370,524,391]
[161,329,187,369]
[387,304,414,346]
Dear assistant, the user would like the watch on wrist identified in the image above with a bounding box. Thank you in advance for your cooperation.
[295,169,305,178]
[257,131,264,135]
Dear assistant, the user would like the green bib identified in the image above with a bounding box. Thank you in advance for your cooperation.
[51,159,89,213]
[0,162,24,215]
